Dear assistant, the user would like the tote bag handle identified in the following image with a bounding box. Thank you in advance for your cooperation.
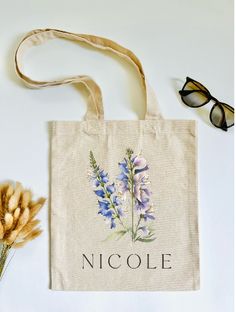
[15,28,162,121]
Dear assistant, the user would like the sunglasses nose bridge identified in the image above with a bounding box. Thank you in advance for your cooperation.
[211,96,218,103]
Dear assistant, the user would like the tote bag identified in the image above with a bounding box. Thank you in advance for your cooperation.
[15,29,199,291]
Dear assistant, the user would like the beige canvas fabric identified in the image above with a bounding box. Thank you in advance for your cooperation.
[15,29,199,291]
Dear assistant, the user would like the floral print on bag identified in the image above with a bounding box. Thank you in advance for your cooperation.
[88,149,156,243]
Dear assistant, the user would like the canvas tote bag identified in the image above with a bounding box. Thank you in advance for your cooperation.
[15,29,199,291]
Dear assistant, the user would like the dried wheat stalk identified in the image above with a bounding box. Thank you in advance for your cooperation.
[0,182,46,279]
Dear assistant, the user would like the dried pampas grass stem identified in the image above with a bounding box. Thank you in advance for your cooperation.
[0,181,46,279]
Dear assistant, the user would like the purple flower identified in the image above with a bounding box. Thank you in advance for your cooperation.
[132,156,149,175]
[143,188,151,196]
[133,156,146,167]
[116,149,155,234]
[133,167,151,212]
[134,165,149,175]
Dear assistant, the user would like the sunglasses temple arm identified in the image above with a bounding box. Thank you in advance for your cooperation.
[225,105,234,113]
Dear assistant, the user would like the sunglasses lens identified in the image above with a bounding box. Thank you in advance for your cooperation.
[211,103,234,129]
[182,80,209,107]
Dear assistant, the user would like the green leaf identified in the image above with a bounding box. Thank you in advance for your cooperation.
[136,237,157,243]
[144,233,155,239]
[134,235,141,242]
[103,230,128,242]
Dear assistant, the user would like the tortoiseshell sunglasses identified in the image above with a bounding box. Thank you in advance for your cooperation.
[179,77,234,131]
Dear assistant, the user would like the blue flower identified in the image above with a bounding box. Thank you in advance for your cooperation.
[117,172,128,181]
[98,208,113,219]
[117,207,123,216]
[98,200,110,210]
[136,198,149,210]
[106,183,116,194]
[139,226,148,235]
[118,160,129,173]
[100,170,109,183]
[142,188,151,196]
[143,210,155,221]
[110,218,116,229]
[94,189,105,198]
[93,178,100,187]
[117,172,129,194]
[113,196,120,206]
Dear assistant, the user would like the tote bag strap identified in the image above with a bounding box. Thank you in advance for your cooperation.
[15,28,162,120]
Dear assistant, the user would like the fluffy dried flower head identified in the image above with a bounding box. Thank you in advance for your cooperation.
[0,182,46,248]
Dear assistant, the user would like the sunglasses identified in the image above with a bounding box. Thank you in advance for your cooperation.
[179,77,234,131]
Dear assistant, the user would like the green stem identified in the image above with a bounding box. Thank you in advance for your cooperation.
[134,216,142,240]
[127,150,135,242]
[131,174,134,241]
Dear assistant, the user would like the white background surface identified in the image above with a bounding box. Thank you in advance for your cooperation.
[0,0,234,311]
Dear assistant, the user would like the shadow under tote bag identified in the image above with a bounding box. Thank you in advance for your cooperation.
[15,29,199,291]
